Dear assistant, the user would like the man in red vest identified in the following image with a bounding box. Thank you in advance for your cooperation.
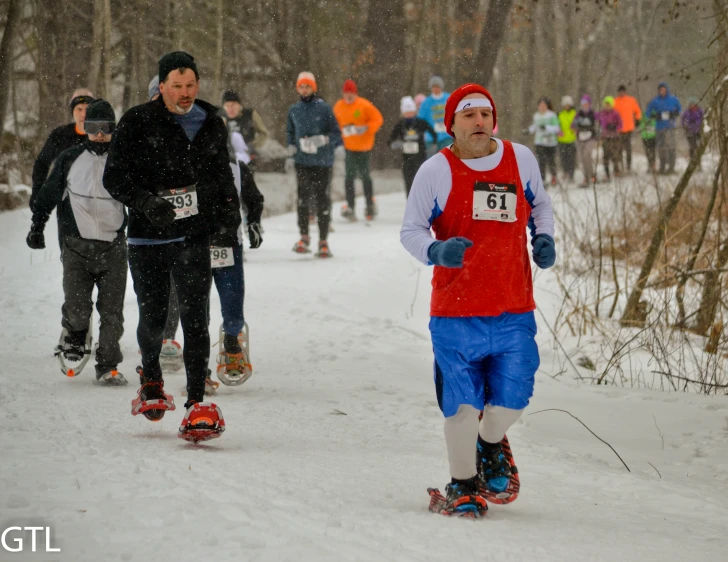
[401,83,555,517]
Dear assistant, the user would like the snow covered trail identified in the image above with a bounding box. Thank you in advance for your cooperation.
[1,185,727,562]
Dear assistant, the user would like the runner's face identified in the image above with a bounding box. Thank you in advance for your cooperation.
[343,92,357,104]
[223,101,242,119]
[73,104,89,130]
[297,83,314,97]
[402,111,416,119]
[159,69,199,114]
[431,86,442,96]
[538,101,548,113]
[452,96,493,155]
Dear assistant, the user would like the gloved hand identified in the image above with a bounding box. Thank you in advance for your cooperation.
[390,140,403,150]
[140,195,176,228]
[607,123,617,132]
[531,233,556,269]
[284,158,295,173]
[355,126,369,135]
[635,118,641,127]
[26,222,45,249]
[427,237,474,268]
[334,145,346,159]
[287,145,297,157]
[247,222,263,249]
[521,128,530,136]
[539,124,546,131]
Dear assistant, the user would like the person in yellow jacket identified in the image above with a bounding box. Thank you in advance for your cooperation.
[557,95,577,182]
[333,79,384,221]
[614,84,642,173]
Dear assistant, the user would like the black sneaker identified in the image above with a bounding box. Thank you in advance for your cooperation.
[442,477,488,517]
[224,333,242,354]
[132,366,172,421]
[477,437,512,493]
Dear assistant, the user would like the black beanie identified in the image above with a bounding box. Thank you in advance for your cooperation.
[85,99,116,122]
[158,51,199,82]
[222,90,241,104]
[70,95,95,113]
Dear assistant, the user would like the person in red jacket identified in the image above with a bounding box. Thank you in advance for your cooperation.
[401,83,555,517]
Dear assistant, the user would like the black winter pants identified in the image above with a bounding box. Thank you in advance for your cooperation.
[296,165,332,240]
[558,143,576,179]
[403,156,425,198]
[128,236,211,403]
[535,146,557,180]
[61,236,127,370]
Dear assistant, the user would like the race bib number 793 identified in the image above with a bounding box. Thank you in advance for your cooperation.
[472,182,517,223]
[159,185,198,220]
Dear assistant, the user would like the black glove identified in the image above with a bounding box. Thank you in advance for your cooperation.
[140,195,176,228]
[607,123,617,132]
[539,124,547,131]
[635,118,641,127]
[26,222,45,249]
[247,222,263,249]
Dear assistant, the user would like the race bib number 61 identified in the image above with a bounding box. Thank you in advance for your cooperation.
[472,182,517,223]
[159,185,198,220]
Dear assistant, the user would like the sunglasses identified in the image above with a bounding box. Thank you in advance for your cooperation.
[84,122,115,135]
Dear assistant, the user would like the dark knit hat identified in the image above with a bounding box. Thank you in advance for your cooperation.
[158,51,199,82]
[85,99,116,123]
[70,95,95,113]
[222,90,241,104]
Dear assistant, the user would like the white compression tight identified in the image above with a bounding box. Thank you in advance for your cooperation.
[444,404,524,480]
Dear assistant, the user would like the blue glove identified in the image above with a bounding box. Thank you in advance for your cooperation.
[427,237,474,268]
[532,234,556,269]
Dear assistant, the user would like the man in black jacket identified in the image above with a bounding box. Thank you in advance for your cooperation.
[103,51,241,442]
[31,88,94,222]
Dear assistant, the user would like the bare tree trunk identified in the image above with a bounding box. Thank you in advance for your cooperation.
[620,126,717,326]
[102,0,112,99]
[212,0,224,98]
[472,0,513,87]
[87,1,104,94]
[0,0,21,135]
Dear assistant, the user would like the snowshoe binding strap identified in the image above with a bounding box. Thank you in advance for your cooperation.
[131,382,176,420]
[178,402,225,443]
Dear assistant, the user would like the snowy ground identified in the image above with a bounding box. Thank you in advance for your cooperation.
[1,171,727,562]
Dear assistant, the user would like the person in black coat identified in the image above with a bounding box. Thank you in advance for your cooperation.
[103,51,241,434]
[388,96,437,197]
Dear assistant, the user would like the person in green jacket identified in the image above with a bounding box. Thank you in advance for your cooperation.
[557,95,577,182]
[640,114,658,173]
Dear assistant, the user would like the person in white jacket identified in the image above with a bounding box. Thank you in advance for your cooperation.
[526,97,561,186]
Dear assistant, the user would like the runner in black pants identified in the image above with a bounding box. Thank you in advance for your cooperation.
[104,51,241,440]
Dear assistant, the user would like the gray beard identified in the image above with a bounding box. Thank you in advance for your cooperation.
[174,102,194,114]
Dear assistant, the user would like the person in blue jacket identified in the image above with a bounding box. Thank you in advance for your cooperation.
[417,75,451,155]
[646,82,682,174]
[286,71,343,258]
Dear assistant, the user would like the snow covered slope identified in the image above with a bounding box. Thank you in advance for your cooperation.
[1,181,727,562]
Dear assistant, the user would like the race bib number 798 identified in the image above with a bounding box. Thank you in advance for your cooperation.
[472,182,517,223]
[210,246,234,268]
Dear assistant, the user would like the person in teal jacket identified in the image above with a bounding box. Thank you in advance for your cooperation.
[417,75,451,154]
[557,95,577,181]
[286,71,342,257]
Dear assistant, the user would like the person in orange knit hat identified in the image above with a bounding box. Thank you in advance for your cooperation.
[333,79,384,221]
[613,85,642,173]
